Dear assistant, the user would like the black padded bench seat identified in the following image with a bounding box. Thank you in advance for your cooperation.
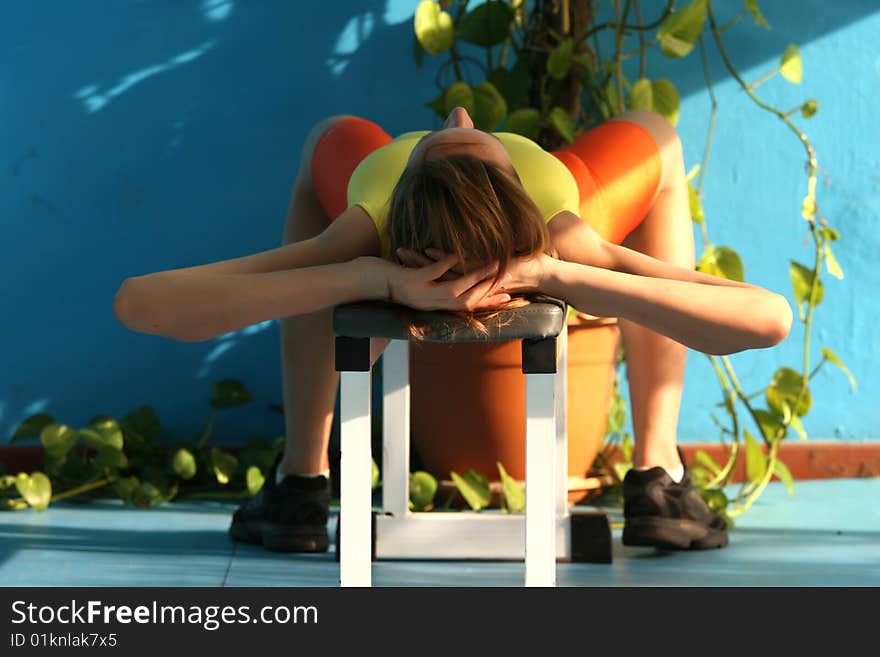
[332,293,568,343]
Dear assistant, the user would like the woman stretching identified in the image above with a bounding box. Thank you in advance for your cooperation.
[113,107,792,553]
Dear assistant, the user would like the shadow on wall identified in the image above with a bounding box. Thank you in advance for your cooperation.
[634,0,880,98]
[0,0,441,444]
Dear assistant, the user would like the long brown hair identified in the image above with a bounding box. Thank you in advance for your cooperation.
[386,153,558,340]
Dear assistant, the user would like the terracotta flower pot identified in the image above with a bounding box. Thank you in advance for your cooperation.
[409,317,620,499]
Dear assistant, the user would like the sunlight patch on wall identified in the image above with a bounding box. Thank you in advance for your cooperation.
[196,320,275,378]
[73,41,216,113]
[202,0,234,22]
[326,13,375,77]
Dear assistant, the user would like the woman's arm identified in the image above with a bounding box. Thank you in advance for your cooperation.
[548,210,752,289]
[113,206,385,342]
[538,256,792,355]
[114,258,387,342]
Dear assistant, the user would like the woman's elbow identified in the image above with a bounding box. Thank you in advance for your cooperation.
[758,293,793,348]
[113,276,198,342]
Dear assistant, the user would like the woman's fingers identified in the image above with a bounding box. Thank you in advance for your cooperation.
[444,264,503,298]
[397,249,458,282]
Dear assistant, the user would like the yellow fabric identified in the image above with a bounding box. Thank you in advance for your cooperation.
[346,130,580,261]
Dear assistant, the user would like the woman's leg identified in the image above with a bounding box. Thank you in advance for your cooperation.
[611,110,694,472]
[278,115,355,477]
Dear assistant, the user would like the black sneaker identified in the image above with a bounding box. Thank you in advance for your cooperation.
[622,450,729,550]
[229,460,330,553]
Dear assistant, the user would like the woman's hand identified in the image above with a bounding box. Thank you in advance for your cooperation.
[378,250,512,311]
[405,247,553,295]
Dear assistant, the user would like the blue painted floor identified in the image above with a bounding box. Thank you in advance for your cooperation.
[1,479,877,587]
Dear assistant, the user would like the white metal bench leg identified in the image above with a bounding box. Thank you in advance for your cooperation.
[525,371,557,587]
[339,369,372,587]
[382,340,410,517]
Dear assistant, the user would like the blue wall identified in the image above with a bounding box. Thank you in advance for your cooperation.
[1,1,877,446]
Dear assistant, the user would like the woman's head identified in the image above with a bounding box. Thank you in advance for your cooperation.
[386,108,557,338]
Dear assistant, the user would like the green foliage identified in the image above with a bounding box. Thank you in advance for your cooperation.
[628,78,680,126]
[697,244,744,282]
[1,380,278,512]
[779,44,803,84]
[414,0,455,56]
[409,471,438,511]
[457,1,513,47]
[450,469,491,511]
[497,462,524,512]
[657,0,708,58]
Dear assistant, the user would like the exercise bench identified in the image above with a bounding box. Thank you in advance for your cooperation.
[333,293,611,587]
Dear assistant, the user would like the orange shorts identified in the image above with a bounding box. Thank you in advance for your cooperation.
[310,116,661,245]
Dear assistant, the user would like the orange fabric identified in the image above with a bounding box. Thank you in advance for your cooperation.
[552,119,662,245]
[310,116,662,246]
[310,117,392,219]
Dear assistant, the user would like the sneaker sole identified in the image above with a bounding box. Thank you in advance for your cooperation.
[229,520,329,553]
[622,516,728,550]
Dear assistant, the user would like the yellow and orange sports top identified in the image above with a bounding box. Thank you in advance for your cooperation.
[346,130,580,261]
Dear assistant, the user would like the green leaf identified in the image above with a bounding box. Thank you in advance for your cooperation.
[40,424,77,460]
[171,448,197,480]
[11,413,54,442]
[773,459,795,495]
[371,458,380,489]
[549,107,575,143]
[698,488,728,515]
[92,447,128,472]
[497,462,525,513]
[409,470,438,511]
[789,261,824,315]
[780,43,803,84]
[694,450,721,475]
[629,78,680,126]
[629,78,653,111]
[456,0,513,48]
[450,469,491,511]
[120,405,161,447]
[472,81,507,131]
[246,466,265,495]
[789,414,807,441]
[210,379,253,409]
[132,482,163,508]
[657,0,707,58]
[436,81,475,118]
[754,409,786,442]
[766,367,812,418]
[651,79,681,126]
[113,476,140,504]
[820,347,857,392]
[547,38,574,79]
[15,472,52,511]
[697,244,744,282]
[210,448,239,485]
[818,226,839,242]
[688,179,704,224]
[801,99,818,119]
[824,244,843,280]
[604,76,622,117]
[744,430,767,482]
[87,417,124,450]
[745,0,770,29]
[414,0,455,56]
[488,61,530,111]
[503,108,541,140]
